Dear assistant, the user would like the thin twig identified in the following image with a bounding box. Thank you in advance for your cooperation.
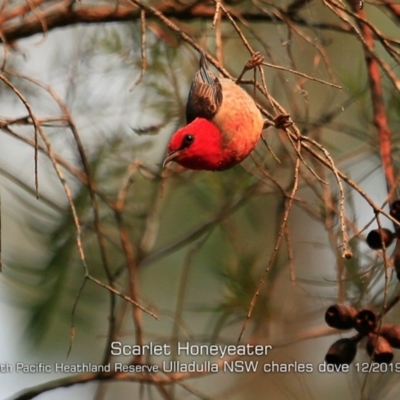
[130,9,147,91]
[238,141,301,343]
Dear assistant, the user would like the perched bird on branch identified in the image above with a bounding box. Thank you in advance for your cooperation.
[163,53,267,171]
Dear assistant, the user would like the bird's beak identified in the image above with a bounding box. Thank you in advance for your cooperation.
[162,150,180,168]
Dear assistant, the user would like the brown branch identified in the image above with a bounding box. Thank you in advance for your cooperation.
[114,163,145,360]
[0,0,46,24]
[286,0,314,14]
[381,0,400,19]
[350,1,396,194]
[0,1,353,43]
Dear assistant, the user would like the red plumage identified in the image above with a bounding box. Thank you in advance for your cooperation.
[163,55,264,171]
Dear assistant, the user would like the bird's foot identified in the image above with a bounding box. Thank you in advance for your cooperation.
[236,52,264,84]
[274,114,293,129]
[263,114,293,130]
[244,52,264,71]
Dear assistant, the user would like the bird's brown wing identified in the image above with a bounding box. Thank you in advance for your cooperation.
[185,55,223,124]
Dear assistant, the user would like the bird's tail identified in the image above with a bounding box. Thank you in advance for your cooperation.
[198,53,214,85]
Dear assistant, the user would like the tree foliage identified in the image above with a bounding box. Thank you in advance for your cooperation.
[1,0,400,399]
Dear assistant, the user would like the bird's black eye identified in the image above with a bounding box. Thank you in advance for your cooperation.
[181,134,195,149]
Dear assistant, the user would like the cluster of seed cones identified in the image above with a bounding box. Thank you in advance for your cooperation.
[324,201,400,367]
[324,305,400,365]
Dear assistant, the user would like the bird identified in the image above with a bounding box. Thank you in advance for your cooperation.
[163,54,265,171]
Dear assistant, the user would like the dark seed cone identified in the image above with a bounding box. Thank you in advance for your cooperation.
[325,338,357,366]
[354,309,377,335]
[366,334,393,364]
[390,200,400,225]
[325,304,357,330]
[366,229,395,249]
[380,324,400,349]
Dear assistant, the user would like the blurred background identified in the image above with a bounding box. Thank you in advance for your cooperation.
[1,0,400,399]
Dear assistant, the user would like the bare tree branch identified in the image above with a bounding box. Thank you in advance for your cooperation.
[0,1,355,43]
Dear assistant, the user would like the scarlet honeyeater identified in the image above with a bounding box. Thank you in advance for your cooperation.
[163,55,264,171]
